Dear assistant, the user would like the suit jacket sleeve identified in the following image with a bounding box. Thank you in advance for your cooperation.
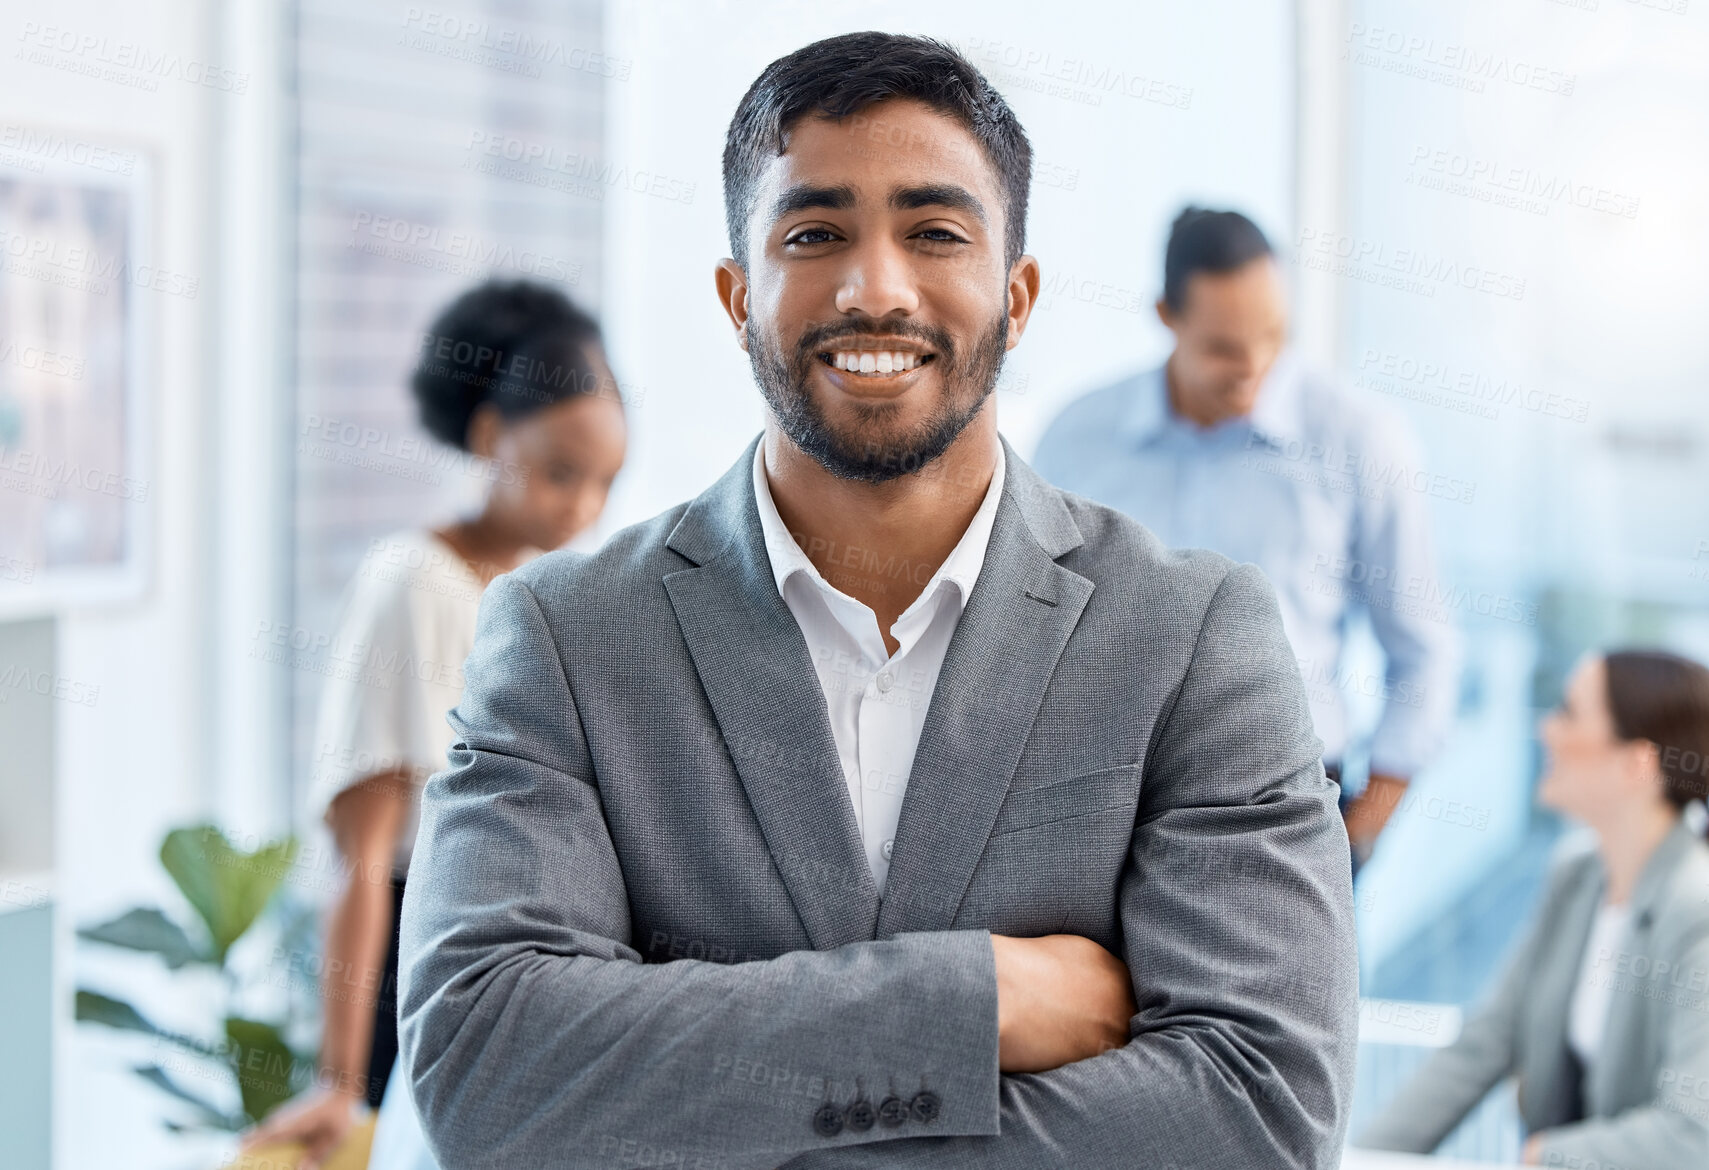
[782,560,1362,1169]
[396,572,1003,1170]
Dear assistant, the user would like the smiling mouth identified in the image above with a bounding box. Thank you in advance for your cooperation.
[817,349,938,377]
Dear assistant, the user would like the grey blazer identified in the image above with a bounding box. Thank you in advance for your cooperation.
[1357,819,1709,1168]
[396,432,1359,1169]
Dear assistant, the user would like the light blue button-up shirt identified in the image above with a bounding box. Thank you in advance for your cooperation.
[1032,350,1459,776]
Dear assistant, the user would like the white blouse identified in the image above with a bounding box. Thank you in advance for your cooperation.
[306,529,489,873]
[1568,899,1632,1067]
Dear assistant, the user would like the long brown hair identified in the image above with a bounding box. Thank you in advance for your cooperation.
[1603,649,1709,834]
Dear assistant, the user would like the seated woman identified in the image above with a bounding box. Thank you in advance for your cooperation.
[1356,648,1709,1168]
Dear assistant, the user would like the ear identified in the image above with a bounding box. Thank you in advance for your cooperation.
[1155,297,1176,331]
[464,402,502,460]
[1004,254,1041,350]
[1621,738,1667,800]
[715,259,752,352]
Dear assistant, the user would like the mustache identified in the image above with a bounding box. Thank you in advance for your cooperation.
[793,318,954,358]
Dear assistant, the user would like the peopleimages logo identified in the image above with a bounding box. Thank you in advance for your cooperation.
[1406,146,1641,220]
[0,123,137,174]
[1356,349,1590,424]
[957,36,1193,110]
[461,132,696,205]
[0,228,200,299]
[1309,554,1540,627]
[399,8,632,79]
[1296,228,1526,302]
[1242,430,1479,505]
[346,212,581,285]
[1342,23,1577,96]
[15,21,250,93]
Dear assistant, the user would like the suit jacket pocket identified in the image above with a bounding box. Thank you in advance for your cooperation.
[988,762,1142,838]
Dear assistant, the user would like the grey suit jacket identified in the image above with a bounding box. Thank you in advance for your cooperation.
[1357,819,1709,1168]
[397,431,1359,1169]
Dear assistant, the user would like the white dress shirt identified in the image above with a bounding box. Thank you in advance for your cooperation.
[752,439,1006,895]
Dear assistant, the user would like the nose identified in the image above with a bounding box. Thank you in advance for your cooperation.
[834,237,921,319]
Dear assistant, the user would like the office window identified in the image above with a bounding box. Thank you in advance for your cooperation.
[289,0,606,802]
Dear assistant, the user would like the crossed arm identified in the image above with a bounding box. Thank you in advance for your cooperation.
[397,563,1358,1169]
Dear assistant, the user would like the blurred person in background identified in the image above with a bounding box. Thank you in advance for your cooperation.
[1357,648,1709,1168]
[1032,207,1460,872]
[237,279,628,1169]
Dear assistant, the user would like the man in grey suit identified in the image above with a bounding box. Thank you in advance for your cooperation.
[398,32,1359,1170]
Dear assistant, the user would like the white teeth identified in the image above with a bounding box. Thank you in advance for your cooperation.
[826,350,930,375]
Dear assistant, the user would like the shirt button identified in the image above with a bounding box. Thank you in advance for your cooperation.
[876,672,893,692]
[881,839,894,861]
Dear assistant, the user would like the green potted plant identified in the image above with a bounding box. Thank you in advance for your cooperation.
[75,823,318,1132]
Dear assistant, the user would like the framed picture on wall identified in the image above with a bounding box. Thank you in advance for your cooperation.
[0,129,157,618]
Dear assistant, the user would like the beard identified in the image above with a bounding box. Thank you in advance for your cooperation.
[747,305,1009,484]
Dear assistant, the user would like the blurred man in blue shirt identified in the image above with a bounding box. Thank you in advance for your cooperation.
[1033,207,1459,867]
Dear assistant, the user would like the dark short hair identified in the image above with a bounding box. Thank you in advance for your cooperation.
[1162,206,1274,312]
[410,279,606,451]
[1604,649,1709,819]
[721,32,1032,271]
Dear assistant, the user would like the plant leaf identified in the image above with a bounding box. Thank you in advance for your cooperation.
[132,1063,241,1130]
[76,988,163,1035]
[76,988,226,1058]
[159,825,299,962]
[78,907,208,968]
[224,1016,303,1125]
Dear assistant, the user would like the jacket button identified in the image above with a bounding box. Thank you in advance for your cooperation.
[877,1095,908,1127]
[846,1098,876,1131]
[812,1102,844,1137]
[911,1090,941,1123]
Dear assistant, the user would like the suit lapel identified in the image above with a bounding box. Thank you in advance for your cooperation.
[661,432,1092,949]
[876,438,1093,938]
[1526,872,1601,1125]
[663,434,881,950]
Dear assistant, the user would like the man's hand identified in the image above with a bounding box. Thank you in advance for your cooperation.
[991,933,1137,1073]
[1343,770,1410,859]
[1521,1131,1548,1164]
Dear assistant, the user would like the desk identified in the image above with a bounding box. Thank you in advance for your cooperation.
[1343,1148,1516,1168]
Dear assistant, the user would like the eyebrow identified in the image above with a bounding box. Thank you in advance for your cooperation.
[769,182,989,227]
[889,183,988,227]
[771,183,856,219]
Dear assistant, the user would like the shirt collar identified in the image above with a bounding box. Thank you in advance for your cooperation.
[1119,347,1305,446]
[751,438,1007,620]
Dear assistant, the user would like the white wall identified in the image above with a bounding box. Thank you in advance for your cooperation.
[0,0,274,1165]
[600,0,1296,522]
